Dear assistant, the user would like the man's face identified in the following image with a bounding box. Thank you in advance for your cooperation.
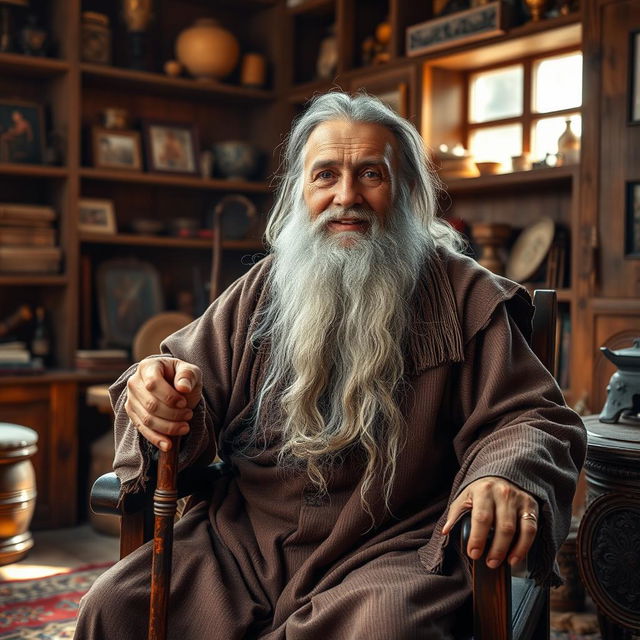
[302,120,397,240]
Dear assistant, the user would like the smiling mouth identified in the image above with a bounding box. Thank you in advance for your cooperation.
[327,218,369,232]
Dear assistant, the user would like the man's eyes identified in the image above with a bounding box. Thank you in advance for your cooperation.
[313,168,384,181]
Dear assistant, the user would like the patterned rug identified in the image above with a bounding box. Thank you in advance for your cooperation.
[0,564,112,639]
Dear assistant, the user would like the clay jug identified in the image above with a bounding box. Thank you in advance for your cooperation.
[176,18,239,81]
[557,118,580,166]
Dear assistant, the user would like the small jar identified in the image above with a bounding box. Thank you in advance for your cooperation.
[81,12,111,65]
[240,53,267,88]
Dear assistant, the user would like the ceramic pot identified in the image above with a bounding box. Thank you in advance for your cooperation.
[213,141,259,180]
[175,18,239,81]
[122,0,153,32]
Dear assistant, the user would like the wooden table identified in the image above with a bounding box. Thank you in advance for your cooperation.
[577,415,640,637]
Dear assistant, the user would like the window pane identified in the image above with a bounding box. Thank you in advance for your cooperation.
[532,114,581,162]
[468,124,522,163]
[533,52,582,113]
[469,65,523,123]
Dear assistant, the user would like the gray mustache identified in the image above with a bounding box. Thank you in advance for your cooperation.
[317,207,377,225]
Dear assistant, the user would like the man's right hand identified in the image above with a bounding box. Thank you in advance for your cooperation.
[124,357,203,451]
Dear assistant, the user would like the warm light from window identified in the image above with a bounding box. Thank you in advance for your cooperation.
[468,124,523,163]
[532,114,582,161]
[533,52,582,113]
[469,65,524,123]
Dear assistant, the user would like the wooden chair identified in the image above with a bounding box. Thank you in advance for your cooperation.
[91,289,558,640]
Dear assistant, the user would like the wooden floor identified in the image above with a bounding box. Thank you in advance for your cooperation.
[0,523,120,582]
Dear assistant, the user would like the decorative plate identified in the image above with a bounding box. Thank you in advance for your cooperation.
[505,217,555,283]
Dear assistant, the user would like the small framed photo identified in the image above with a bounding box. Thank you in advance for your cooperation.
[142,121,199,175]
[92,127,143,170]
[630,31,640,123]
[79,198,117,234]
[0,99,45,164]
[626,182,640,257]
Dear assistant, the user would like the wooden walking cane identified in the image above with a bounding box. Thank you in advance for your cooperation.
[148,435,179,640]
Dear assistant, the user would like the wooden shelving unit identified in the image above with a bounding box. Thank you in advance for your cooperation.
[79,168,271,193]
[444,165,577,194]
[0,163,68,178]
[80,63,275,102]
[0,52,70,76]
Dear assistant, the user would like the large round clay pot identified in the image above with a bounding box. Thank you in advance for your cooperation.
[175,18,239,81]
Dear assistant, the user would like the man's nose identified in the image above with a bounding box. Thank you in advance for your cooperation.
[333,175,363,208]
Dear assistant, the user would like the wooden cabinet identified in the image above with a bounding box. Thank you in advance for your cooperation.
[576,0,640,414]
[0,376,77,529]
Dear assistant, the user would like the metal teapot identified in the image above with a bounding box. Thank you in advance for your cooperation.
[599,338,640,423]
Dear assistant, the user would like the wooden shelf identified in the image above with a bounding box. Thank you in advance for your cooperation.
[81,232,265,251]
[222,239,265,251]
[444,165,577,194]
[0,369,119,385]
[80,167,271,193]
[81,64,275,102]
[0,163,68,178]
[556,289,572,303]
[0,52,69,76]
[81,232,213,249]
[0,274,67,286]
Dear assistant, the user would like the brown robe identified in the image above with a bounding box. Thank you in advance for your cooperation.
[75,249,586,639]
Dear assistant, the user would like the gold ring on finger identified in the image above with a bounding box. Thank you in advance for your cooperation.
[520,512,537,522]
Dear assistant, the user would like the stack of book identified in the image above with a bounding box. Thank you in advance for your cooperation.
[0,341,44,375]
[76,349,130,375]
[0,203,61,274]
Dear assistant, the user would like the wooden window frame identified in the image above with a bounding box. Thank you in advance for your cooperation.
[463,45,582,156]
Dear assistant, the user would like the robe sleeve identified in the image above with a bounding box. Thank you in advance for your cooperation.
[108,258,270,500]
[421,301,586,587]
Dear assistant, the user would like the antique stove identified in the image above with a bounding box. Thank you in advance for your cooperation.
[599,338,640,424]
[577,338,640,637]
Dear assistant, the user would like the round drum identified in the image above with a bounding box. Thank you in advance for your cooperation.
[0,423,38,565]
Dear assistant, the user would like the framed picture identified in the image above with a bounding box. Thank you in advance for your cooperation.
[0,99,45,164]
[79,198,117,234]
[630,31,640,123]
[142,121,199,175]
[97,259,164,348]
[406,1,508,57]
[625,182,640,257]
[92,127,143,170]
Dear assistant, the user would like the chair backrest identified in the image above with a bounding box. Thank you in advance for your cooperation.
[470,288,557,640]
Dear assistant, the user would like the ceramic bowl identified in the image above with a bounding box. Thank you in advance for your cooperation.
[475,161,503,175]
[213,141,260,180]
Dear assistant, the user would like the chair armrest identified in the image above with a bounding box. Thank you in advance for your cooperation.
[459,513,549,640]
[90,461,231,517]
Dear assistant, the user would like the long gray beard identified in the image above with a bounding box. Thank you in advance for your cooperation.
[251,198,431,509]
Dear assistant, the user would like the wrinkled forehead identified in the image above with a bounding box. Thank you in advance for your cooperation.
[302,120,398,171]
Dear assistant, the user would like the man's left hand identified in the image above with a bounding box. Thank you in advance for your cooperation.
[441,476,539,568]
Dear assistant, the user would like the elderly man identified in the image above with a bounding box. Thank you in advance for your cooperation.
[76,92,586,639]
